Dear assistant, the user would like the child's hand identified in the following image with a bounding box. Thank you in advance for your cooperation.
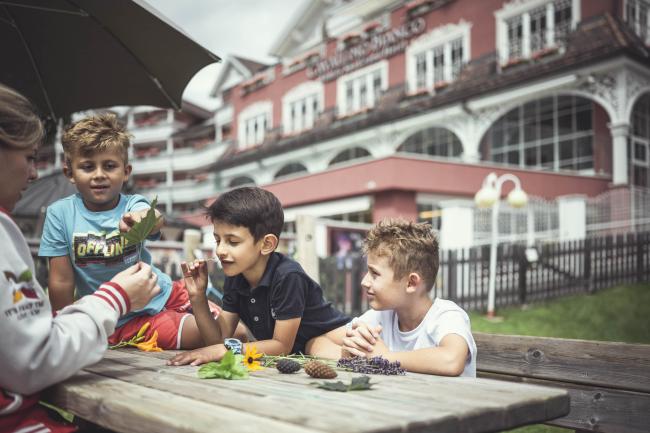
[119,210,147,233]
[181,260,208,300]
[167,344,227,366]
[111,262,160,311]
[342,321,382,357]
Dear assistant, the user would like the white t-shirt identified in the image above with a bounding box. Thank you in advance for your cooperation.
[357,298,477,377]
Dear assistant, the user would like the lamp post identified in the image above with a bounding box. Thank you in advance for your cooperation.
[475,172,528,318]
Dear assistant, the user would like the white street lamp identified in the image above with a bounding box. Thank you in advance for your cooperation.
[474,172,528,318]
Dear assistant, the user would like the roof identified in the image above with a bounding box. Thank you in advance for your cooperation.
[13,171,77,217]
[210,55,270,97]
[214,13,650,170]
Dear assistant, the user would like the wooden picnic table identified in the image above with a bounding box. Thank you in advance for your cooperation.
[44,349,570,433]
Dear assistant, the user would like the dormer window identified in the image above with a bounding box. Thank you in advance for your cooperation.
[496,0,579,64]
[625,0,650,44]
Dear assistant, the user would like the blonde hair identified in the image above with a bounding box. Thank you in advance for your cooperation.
[0,83,44,150]
[62,114,130,165]
[363,218,439,290]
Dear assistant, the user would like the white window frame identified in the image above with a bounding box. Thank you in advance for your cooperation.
[624,0,650,45]
[282,81,324,134]
[406,20,471,94]
[237,101,272,149]
[336,60,388,116]
[495,0,581,63]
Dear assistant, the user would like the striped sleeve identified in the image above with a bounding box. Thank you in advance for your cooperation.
[92,282,130,315]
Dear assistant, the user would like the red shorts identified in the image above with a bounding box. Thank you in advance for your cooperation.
[108,280,221,350]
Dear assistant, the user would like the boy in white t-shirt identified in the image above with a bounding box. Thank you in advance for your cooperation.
[340,218,477,377]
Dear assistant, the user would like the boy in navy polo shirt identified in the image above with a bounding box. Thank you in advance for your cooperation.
[168,187,350,365]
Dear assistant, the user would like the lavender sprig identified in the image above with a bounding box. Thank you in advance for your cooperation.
[337,356,406,375]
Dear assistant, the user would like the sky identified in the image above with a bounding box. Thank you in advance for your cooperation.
[147,0,308,107]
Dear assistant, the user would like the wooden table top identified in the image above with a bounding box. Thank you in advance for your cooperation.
[44,349,569,433]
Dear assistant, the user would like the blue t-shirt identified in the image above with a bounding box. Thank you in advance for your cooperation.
[39,193,172,326]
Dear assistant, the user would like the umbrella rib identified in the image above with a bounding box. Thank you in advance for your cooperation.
[64,0,181,111]
[2,5,57,119]
[0,2,88,16]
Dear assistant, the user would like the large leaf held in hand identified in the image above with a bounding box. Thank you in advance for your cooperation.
[123,196,162,245]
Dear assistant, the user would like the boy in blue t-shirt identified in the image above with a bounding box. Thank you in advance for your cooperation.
[39,114,219,349]
[168,186,350,366]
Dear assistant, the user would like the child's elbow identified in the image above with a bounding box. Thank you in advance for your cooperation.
[440,352,466,376]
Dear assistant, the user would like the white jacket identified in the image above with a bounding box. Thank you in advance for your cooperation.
[0,210,128,415]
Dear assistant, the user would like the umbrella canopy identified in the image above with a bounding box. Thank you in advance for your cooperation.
[1,0,220,119]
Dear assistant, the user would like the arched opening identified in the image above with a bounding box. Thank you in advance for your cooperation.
[274,163,308,180]
[480,95,610,174]
[630,93,650,187]
[397,127,462,158]
[229,176,255,188]
[329,147,371,167]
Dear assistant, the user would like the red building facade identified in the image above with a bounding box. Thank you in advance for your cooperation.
[182,0,649,245]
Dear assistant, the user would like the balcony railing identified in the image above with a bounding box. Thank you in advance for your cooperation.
[133,140,230,174]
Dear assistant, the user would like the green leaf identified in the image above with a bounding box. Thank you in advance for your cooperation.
[348,376,373,391]
[123,196,162,246]
[197,351,249,380]
[18,269,32,283]
[315,381,349,392]
[312,376,373,392]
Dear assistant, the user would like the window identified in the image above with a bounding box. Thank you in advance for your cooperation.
[282,82,324,134]
[625,0,650,45]
[274,163,308,180]
[485,95,594,172]
[237,101,272,148]
[631,93,650,187]
[406,21,471,93]
[329,147,371,166]
[398,127,462,158]
[337,62,387,115]
[496,0,580,63]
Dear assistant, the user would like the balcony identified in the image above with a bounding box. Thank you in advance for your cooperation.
[133,140,230,174]
[145,174,218,205]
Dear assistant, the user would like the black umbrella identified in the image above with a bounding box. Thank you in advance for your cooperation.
[1,0,220,119]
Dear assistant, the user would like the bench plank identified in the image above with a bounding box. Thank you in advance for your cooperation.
[474,332,650,393]
[479,372,650,433]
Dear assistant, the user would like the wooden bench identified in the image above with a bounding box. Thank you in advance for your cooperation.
[475,332,650,432]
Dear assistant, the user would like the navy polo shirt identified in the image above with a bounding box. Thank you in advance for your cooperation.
[222,252,350,353]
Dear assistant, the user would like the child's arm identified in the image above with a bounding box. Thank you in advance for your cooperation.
[181,260,239,345]
[352,334,469,376]
[167,317,300,366]
[47,255,76,311]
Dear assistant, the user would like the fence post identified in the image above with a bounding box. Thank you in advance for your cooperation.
[584,238,593,293]
[637,232,645,283]
[448,250,457,302]
[518,245,527,305]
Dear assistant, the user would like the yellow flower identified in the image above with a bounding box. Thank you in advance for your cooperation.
[135,330,163,352]
[243,345,263,371]
[135,322,151,340]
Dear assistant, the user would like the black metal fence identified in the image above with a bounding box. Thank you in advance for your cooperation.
[319,232,650,317]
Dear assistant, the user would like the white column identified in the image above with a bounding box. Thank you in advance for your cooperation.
[546,2,555,47]
[610,122,630,185]
[296,215,319,283]
[522,12,531,58]
[439,200,475,250]
[558,195,586,241]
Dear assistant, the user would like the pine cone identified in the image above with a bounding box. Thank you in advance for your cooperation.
[304,360,337,379]
[276,359,301,374]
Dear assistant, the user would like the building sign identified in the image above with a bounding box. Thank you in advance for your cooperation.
[307,18,426,82]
